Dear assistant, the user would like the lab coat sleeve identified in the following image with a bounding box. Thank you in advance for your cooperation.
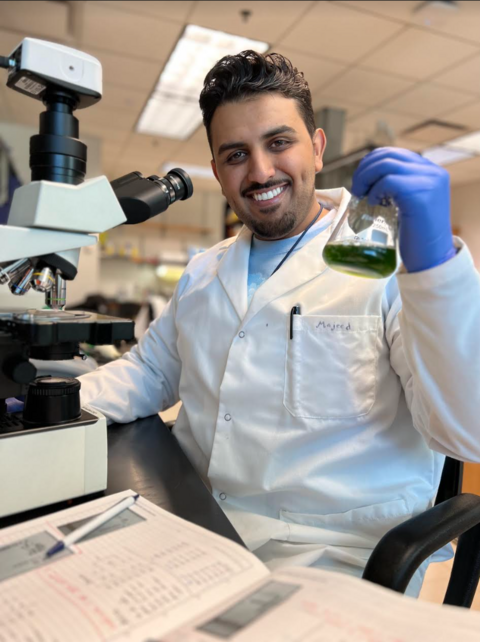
[78,289,182,425]
[386,240,480,462]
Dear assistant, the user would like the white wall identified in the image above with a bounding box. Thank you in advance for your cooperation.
[451,182,480,268]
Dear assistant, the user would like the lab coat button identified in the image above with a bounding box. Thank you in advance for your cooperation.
[219,493,227,500]
[238,331,245,338]
[224,414,231,421]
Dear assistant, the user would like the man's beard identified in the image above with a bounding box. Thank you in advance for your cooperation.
[245,205,298,240]
[236,195,313,239]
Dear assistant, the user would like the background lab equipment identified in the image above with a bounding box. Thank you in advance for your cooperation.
[0,38,193,518]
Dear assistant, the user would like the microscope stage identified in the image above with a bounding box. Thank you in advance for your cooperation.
[0,309,134,346]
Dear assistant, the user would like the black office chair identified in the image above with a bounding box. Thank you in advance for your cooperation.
[363,457,480,608]
[161,420,480,606]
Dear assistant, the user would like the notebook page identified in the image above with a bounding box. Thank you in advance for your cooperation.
[0,490,269,641]
[164,566,480,642]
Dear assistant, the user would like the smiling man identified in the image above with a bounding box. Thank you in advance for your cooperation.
[210,95,325,240]
[79,51,480,597]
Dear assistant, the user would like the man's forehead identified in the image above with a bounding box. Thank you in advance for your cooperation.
[211,94,303,151]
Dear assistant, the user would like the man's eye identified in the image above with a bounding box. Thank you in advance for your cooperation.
[228,151,246,163]
[271,139,290,149]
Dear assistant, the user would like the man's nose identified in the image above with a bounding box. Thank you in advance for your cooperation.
[247,151,276,185]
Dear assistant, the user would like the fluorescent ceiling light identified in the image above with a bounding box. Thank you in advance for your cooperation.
[447,130,480,154]
[162,162,215,180]
[422,146,475,166]
[137,25,268,140]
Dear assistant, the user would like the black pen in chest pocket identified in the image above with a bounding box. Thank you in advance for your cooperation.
[290,305,301,340]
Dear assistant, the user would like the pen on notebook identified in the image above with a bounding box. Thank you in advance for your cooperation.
[45,493,140,558]
[290,304,301,340]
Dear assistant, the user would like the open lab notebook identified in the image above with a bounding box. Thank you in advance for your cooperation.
[1,490,480,642]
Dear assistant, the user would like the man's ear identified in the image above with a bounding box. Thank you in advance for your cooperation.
[211,159,220,183]
[211,159,225,196]
[313,128,327,173]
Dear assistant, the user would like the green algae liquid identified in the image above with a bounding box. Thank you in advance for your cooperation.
[323,240,397,279]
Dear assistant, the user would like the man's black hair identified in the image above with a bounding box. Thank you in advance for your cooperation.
[199,50,316,154]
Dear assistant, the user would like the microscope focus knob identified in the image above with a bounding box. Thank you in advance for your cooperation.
[23,376,81,426]
[5,358,37,384]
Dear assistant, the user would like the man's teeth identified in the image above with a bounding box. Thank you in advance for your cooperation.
[252,186,285,202]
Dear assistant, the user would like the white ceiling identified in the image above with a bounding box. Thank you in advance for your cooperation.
[1,0,480,191]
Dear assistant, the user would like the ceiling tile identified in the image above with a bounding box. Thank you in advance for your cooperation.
[0,29,49,57]
[382,84,476,119]
[79,104,139,138]
[432,53,480,96]
[267,46,348,94]
[101,84,148,114]
[312,92,366,120]
[391,137,429,153]
[177,128,212,165]
[94,1,194,23]
[341,130,371,155]
[101,139,127,165]
[81,2,184,60]
[339,0,480,46]
[321,68,414,107]
[421,2,480,46]
[121,133,182,167]
[342,113,423,153]
[0,1,69,41]
[402,121,467,144]
[102,162,120,180]
[361,26,478,81]
[440,100,480,131]
[347,109,419,137]
[81,46,162,91]
[188,127,210,147]
[278,2,404,64]
[188,1,315,45]
[4,90,43,127]
[166,142,213,168]
[336,1,419,24]
[108,157,168,180]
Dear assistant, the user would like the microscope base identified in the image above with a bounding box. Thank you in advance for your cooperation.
[0,407,107,518]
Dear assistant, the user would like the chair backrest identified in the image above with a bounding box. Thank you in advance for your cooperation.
[435,457,464,506]
[363,457,480,608]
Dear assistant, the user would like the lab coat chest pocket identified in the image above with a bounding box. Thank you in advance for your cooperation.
[284,315,380,420]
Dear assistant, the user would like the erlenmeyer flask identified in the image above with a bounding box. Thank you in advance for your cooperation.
[323,196,398,279]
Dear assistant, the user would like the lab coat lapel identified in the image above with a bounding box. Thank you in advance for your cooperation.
[217,225,252,321]
[244,226,331,323]
[245,188,351,323]
[216,188,351,324]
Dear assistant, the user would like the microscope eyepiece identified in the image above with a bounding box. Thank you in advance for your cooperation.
[110,168,194,225]
[150,168,194,202]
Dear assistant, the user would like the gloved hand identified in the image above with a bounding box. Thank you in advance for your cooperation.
[351,147,456,273]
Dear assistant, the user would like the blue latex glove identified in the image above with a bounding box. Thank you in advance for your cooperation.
[6,397,24,413]
[351,147,456,273]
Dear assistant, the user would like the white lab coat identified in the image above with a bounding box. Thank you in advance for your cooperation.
[79,188,480,586]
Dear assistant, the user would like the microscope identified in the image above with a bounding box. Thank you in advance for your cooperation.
[0,39,193,517]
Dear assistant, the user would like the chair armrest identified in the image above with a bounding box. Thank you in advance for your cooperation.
[362,493,480,605]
